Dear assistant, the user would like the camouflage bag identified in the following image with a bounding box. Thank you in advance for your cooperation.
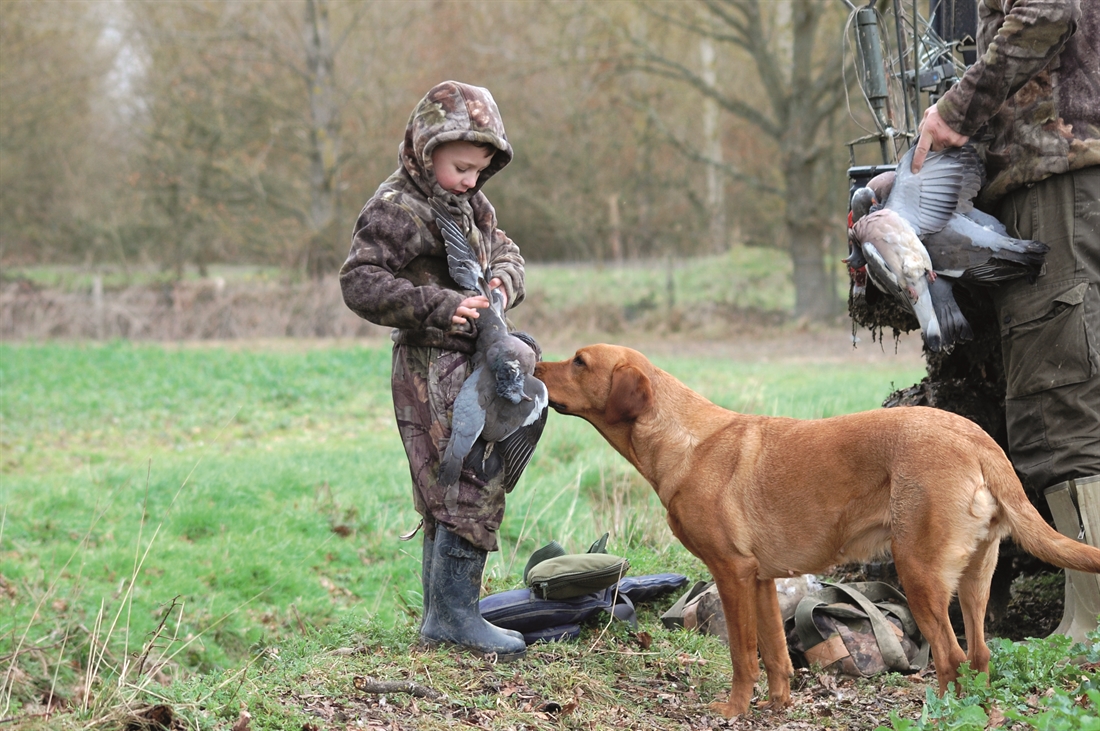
[785,581,929,677]
[664,579,929,678]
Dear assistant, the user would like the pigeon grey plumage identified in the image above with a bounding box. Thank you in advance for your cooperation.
[852,169,1048,284]
[430,198,548,491]
[848,145,985,352]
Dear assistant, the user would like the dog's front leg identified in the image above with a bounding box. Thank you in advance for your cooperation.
[708,557,762,718]
[754,576,793,709]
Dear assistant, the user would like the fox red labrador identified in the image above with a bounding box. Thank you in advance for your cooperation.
[534,344,1100,718]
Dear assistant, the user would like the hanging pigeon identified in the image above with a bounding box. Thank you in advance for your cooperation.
[429,198,548,492]
[847,144,987,352]
[850,168,1048,284]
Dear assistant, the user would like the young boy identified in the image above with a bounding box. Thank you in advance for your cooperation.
[339,81,528,660]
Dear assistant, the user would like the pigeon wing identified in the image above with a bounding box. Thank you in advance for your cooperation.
[438,365,487,487]
[861,241,909,306]
[925,215,1049,282]
[888,145,982,236]
[495,378,549,493]
[430,198,486,294]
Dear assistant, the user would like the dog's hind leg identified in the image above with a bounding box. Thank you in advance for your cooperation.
[956,537,999,676]
[754,576,793,709]
[893,548,968,695]
[707,556,764,718]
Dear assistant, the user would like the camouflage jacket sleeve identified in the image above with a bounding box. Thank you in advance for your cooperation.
[489,229,525,310]
[936,0,1079,137]
[339,197,467,334]
[470,193,526,310]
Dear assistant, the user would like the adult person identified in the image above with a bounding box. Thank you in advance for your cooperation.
[912,0,1099,641]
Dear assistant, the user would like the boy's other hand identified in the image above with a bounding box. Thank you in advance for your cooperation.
[453,295,490,324]
[488,277,507,310]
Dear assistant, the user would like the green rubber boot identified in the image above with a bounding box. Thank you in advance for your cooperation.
[420,531,433,629]
[420,525,526,661]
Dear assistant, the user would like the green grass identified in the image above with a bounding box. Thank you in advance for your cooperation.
[3,339,1093,729]
[527,247,808,314]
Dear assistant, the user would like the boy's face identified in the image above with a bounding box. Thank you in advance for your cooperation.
[431,141,495,196]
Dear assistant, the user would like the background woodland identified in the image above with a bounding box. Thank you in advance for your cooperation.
[1,0,881,321]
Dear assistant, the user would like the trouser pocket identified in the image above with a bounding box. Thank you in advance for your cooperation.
[999,279,1092,399]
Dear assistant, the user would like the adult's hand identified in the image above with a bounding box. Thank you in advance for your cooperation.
[911,104,969,172]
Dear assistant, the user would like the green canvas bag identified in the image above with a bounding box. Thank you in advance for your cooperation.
[523,533,631,600]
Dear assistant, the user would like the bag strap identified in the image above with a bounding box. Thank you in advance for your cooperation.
[845,581,930,671]
[660,580,714,629]
[523,540,566,584]
[587,532,610,554]
[795,582,915,674]
[605,586,638,628]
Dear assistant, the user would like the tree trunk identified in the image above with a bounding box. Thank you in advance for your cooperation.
[700,36,726,253]
[304,0,341,279]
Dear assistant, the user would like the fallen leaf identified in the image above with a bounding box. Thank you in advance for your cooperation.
[230,709,251,731]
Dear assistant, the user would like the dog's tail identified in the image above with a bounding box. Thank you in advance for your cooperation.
[987,455,1100,573]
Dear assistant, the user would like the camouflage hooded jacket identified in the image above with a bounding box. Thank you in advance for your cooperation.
[935,0,1100,207]
[340,81,525,353]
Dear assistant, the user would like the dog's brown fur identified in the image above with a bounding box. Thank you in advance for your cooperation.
[534,344,1100,718]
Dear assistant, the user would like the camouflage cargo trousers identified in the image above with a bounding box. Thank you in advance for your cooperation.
[991,167,1100,493]
[391,343,507,552]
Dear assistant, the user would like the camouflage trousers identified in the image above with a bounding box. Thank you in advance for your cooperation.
[991,167,1100,493]
[391,343,507,552]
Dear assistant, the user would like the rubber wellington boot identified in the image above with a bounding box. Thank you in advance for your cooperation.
[420,525,527,661]
[420,531,433,629]
[1045,475,1100,643]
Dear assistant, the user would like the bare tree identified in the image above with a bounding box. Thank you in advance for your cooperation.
[0,1,120,264]
[627,0,852,319]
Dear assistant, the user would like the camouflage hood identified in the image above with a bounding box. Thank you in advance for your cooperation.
[400,81,513,202]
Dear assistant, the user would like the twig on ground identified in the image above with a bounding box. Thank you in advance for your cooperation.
[353,675,445,700]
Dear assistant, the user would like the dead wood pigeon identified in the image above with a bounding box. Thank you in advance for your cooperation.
[430,199,548,491]
[848,145,985,352]
[850,169,1048,284]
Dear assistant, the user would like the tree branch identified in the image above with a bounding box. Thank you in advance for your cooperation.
[632,101,785,197]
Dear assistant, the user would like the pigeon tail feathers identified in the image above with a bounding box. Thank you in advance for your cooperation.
[928,276,973,351]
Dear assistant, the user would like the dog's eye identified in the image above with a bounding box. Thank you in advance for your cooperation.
[572,354,585,368]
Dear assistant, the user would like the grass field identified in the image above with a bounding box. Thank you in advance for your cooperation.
[2,336,1096,729]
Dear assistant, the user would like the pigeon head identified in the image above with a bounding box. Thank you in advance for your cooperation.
[849,187,877,225]
[487,336,537,404]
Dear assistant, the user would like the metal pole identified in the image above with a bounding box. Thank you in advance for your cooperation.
[912,0,923,125]
[892,0,915,139]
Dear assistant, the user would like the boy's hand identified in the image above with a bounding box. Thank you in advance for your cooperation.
[453,295,490,324]
[488,277,507,310]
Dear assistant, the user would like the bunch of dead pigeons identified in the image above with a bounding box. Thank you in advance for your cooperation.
[846,144,1048,353]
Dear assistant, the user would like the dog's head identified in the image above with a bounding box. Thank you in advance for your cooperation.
[533,344,654,427]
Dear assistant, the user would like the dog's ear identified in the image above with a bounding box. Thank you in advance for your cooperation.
[605,364,653,424]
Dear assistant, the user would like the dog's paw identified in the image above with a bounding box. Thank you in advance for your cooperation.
[762,690,793,710]
[708,699,749,719]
